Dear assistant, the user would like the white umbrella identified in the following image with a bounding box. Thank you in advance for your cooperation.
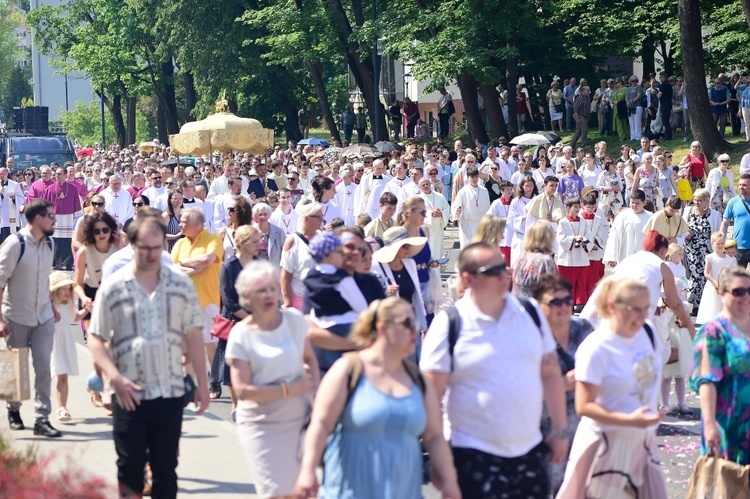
[509,133,551,146]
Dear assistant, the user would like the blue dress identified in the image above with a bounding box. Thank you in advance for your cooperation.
[321,377,426,499]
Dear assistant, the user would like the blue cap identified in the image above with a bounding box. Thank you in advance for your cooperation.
[308,232,342,262]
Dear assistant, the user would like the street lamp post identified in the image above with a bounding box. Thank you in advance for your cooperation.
[100,84,105,148]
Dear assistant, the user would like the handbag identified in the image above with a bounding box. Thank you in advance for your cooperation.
[424,267,443,314]
[554,103,565,113]
[677,178,693,201]
[0,340,31,401]
[210,315,235,341]
[687,454,750,499]
[616,99,627,116]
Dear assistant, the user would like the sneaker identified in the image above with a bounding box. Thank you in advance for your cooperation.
[678,404,692,414]
[33,421,62,438]
[8,410,24,430]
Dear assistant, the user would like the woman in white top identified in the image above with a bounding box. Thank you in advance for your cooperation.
[532,155,554,190]
[705,153,736,214]
[509,175,538,264]
[280,200,323,311]
[226,260,319,499]
[217,196,253,262]
[578,152,602,188]
[557,279,668,498]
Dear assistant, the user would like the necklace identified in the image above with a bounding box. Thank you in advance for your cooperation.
[470,186,479,207]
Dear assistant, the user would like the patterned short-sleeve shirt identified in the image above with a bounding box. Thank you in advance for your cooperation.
[88,263,203,401]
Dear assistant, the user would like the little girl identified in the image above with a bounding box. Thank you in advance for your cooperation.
[725,238,738,260]
[50,271,87,422]
[696,232,737,324]
[660,244,694,413]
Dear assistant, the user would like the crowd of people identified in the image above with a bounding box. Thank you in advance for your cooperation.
[0,101,749,497]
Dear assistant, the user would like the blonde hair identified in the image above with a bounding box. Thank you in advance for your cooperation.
[596,279,649,319]
[349,297,409,348]
[472,215,506,247]
[50,286,76,316]
[666,243,683,259]
[396,196,425,226]
[234,224,260,251]
[524,220,555,254]
[710,231,726,245]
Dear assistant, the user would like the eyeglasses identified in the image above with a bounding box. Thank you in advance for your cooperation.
[133,202,144,207]
[470,262,507,276]
[135,245,162,254]
[227,207,237,212]
[414,209,427,216]
[617,304,649,315]
[91,201,105,207]
[93,227,111,235]
[728,286,750,297]
[390,317,417,331]
[542,296,574,308]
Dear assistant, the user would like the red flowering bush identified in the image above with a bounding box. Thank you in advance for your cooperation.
[0,435,108,498]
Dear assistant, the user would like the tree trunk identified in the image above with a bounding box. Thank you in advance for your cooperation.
[480,84,508,141]
[308,61,341,144]
[660,41,674,77]
[457,74,488,145]
[640,37,656,80]
[506,53,519,138]
[160,60,179,139]
[108,93,127,148]
[741,0,750,29]
[183,71,197,122]
[126,96,136,145]
[678,0,731,159]
[157,98,167,145]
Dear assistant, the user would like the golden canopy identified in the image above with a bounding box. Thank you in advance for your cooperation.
[169,112,274,156]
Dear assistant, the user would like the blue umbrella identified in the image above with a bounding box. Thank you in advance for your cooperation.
[298,137,329,147]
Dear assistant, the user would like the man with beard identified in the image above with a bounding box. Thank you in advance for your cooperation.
[0,200,62,437]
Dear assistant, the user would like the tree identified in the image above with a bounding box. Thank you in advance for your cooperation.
[678,0,730,159]
[60,100,151,146]
[1,66,32,126]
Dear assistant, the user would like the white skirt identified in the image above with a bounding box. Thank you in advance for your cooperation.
[51,327,79,377]
[696,282,722,324]
[662,325,693,379]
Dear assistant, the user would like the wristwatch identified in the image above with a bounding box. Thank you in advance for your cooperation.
[546,428,568,441]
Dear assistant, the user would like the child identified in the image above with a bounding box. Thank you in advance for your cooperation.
[660,244,694,413]
[556,197,591,310]
[696,232,737,324]
[725,238,738,260]
[487,180,515,265]
[49,271,87,422]
[580,191,609,300]
[303,232,368,375]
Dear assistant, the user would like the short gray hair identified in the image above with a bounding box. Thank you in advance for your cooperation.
[235,260,280,308]
[717,153,731,163]
[183,207,204,225]
[296,198,323,218]
[252,202,272,217]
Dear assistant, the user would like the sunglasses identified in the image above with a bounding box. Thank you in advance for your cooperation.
[24,172,33,176]
[166,181,175,186]
[91,201,105,207]
[429,172,438,176]
[93,227,111,236]
[470,263,507,276]
[728,286,750,297]
[415,209,427,216]
[391,317,417,331]
[151,176,161,181]
[227,207,237,212]
[133,202,144,207]
[43,212,56,219]
[720,160,729,164]
[543,296,574,307]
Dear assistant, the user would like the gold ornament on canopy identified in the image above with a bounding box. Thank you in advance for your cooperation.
[169,99,274,156]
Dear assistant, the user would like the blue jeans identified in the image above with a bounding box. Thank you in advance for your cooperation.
[343,125,353,143]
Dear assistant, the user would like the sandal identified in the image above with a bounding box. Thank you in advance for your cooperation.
[56,407,71,422]
[209,384,222,400]
[89,391,103,408]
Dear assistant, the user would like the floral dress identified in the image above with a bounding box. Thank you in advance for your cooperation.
[690,316,750,465]
[634,167,659,206]
[710,174,733,214]
[597,171,623,220]
[685,211,713,306]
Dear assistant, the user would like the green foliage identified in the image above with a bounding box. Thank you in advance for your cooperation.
[702,2,750,75]
[60,100,151,145]
[2,65,33,126]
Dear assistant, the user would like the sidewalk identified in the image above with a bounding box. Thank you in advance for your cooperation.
[0,335,258,498]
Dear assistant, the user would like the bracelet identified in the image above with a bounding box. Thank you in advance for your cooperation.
[281,381,289,399]
[546,428,568,441]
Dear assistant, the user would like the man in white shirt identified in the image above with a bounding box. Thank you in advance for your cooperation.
[353,159,389,220]
[603,189,652,267]
[207,160,235,199]
[0,167,25,244]
[334,169,357,226]
[451,167,491,248]
[103,174,133,229]
[480,148,512,182]
[214,177,252,230]
[141,171,165,206]
[270,188,299,234]
[420,243,567,499]
[382,161,412,214]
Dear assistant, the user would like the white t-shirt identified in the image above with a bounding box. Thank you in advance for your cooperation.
[420,291,556,458]
[225,308,308,408]
[280,233,314,298]
[575,323,662,432]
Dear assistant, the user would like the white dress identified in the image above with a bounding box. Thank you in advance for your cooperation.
[51,304,78,377]
[696,253,737,324]
[662,261,693,379]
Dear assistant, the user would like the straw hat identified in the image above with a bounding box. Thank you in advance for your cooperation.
[49,271,75,293]
[372,227,427,263]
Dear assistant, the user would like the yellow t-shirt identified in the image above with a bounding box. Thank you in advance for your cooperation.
[171,229,223,307]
